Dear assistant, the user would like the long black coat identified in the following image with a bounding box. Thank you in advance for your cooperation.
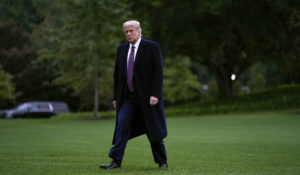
[112,38,167,143]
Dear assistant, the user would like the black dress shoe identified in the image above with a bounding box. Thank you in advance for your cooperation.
[159,163,168,168]
[100,161,121,169]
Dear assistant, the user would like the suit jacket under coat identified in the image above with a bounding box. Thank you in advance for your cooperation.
[112,38,167,144]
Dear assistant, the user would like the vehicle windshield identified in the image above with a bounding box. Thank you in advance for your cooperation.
[17,103,32,110]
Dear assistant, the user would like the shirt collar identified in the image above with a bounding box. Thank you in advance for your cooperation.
[130,37,141,49]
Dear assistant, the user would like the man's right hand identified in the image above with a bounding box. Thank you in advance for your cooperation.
[113,100,117,109]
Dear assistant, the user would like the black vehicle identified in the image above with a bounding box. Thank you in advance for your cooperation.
[0,101,69,118]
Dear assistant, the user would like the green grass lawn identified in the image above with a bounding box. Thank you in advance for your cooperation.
[0,112,300,175]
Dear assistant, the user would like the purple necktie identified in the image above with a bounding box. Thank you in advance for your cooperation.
[127,46,135,92]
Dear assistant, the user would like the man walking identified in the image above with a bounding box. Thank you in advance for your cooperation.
[100,20,168,169]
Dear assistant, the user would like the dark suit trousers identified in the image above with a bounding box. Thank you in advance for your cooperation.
[108,99,167,165]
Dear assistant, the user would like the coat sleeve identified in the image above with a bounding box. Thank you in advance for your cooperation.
[151,43,163,99]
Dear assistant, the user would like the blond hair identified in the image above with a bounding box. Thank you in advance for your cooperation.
[123,20,142,33]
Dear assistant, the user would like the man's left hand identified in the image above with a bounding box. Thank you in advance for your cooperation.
[149,96,158,106]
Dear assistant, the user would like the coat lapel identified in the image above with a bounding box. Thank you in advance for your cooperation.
[134,39,145,67]
[122,43,130,75]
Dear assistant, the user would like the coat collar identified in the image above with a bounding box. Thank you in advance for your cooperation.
[136,38,153,66]
[134,38,145,65]
[123,38,149,67]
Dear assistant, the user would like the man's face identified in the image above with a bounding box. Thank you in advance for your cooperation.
[124,25,141,44]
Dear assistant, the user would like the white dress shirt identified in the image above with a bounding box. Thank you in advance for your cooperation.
[127,37,141,67]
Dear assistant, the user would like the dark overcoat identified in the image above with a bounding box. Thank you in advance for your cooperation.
[112,38,167,144]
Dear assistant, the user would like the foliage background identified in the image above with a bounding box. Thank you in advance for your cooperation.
[0,0,300,114]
